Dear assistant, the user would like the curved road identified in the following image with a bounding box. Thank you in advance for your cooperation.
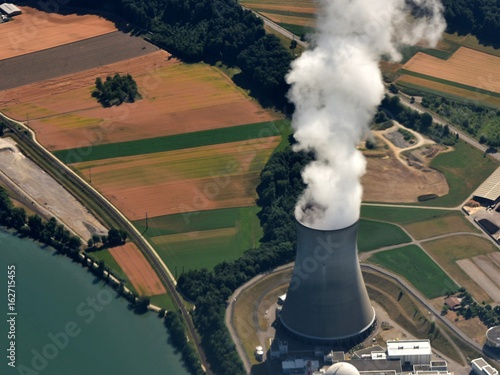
[0,112,211,374]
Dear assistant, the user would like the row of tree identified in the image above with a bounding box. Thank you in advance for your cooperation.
[163,311,205,375]
[442,0,500,43]
[377,95,458,146]
[444,287,500,328]
[177,146,310,375]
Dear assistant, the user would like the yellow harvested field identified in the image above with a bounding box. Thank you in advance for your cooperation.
[0,6,116,60]
[397,75,500,108]
[402,47,500,94]
[0,52,278,151]
[72,137,281,220]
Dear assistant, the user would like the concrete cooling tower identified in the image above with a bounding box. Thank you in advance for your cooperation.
[279,219,375,344]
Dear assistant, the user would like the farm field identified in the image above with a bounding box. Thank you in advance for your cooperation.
[108,243,167,296]
[368,245,457,298]
[403,212,479,240]
[358,219,411,252]
[0,31,159,91]
[71,137,281,220]
[422,235,498,302]
[134,207,263,272]
[241,0,316,36]
[0,5,116,60]
[361,205,455,225]
[401,47,500,95]
[396,75,500,109]
[0,52,278,150]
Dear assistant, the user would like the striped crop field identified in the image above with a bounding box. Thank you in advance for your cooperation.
[71,137,281,220]
[241,0,316,35]
[0,53,279,151]
[134,207,263,272]
[402,47,500,95]
[397,74,500,108]
[54,120,287,164]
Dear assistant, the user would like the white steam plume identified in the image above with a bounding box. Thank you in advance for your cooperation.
[289,0,445,230]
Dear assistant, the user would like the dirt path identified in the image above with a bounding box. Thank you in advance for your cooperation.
[0,137,107,240]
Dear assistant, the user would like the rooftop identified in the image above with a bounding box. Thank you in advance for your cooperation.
[387,340,431,356]
[487,326,500,343]
[474,167,500,202]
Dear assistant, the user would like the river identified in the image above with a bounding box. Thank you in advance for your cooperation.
[0,230,190,375]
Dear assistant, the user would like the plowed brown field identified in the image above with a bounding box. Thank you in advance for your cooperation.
[108,243,166,296]
[0,6,116,60]
[0,51,278,150]
[402,47,500,94]
[72,137,281,220]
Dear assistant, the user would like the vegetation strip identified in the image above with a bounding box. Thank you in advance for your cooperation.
[399,69,500,99]
[55,120,285,164]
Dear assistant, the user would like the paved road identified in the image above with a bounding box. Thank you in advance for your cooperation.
[396,92,500,162]
[0,112,211,374]
[241,5,310,48]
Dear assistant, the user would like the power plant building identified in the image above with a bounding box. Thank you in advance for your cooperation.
[471,358,498,375]
[0,3,21,16]
[486,326,500,348]
[386,340,431,365]
[279,219,375,343]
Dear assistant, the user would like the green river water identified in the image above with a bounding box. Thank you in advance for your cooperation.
[0,230,190,375]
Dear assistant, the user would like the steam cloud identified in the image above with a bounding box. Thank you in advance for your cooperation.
[289,0,445,230]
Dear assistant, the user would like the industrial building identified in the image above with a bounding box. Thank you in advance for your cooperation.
[279,220,375,344]
[473,167,500,205]
[486,326,500,348]
[0,3,21,16]
[386,340,432,365]
[471,358,498,375]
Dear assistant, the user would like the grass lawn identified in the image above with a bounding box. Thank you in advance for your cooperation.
[403,212,480,240]
[149,293,176,311]
[135,206,263,272]
[422,235,498,302]
[424,141,498,207]
[358,219,411,252]
[368,245,457,298]
[361,205,454,224]
[55,120,288,163]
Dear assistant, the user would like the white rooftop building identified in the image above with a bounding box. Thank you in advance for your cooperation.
[0,3,21,16]
[472,358,498,375]
[386,340,431,365]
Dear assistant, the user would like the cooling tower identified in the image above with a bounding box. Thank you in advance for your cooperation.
[279,219,375,343]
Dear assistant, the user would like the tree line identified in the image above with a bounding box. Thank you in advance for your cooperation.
[69,0,292,107]
[377,95,459,146]
[176,146,311,375]
[441,0,500,44]
[0,186,149,310]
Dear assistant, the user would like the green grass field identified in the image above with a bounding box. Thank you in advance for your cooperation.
[89,249,138,294]
[368,245,458,298]
[422,235,498,302]
[134,207,262,273]
[424,141,498,207]
[361,205,454,224]
[55,120,288,164]
[358,219,411,252]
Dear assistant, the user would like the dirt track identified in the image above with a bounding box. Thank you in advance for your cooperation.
[0,137,107,240]
[0,31,159,91]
